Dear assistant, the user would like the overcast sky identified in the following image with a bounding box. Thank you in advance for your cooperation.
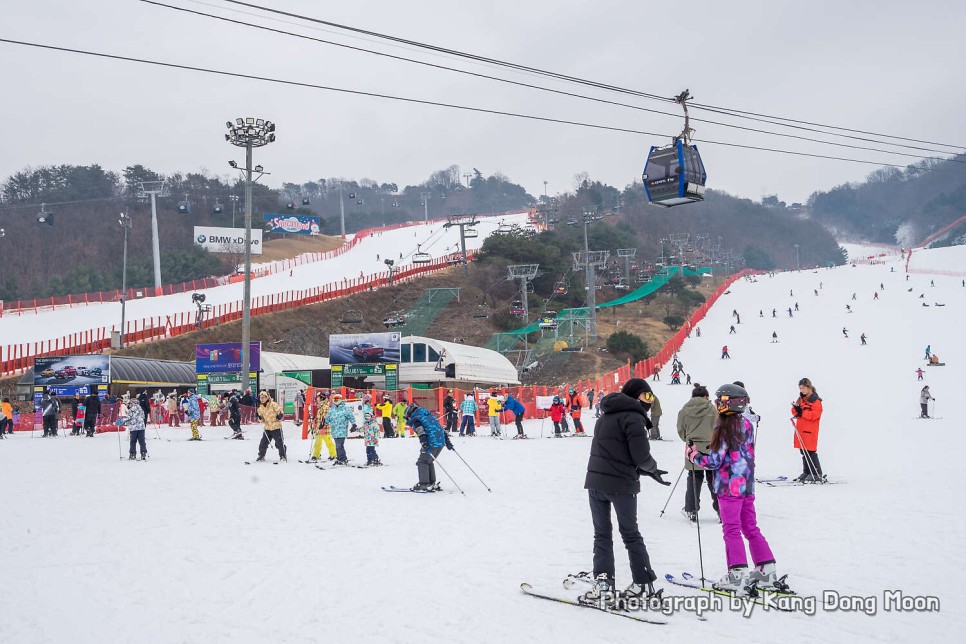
[2,0,964,204]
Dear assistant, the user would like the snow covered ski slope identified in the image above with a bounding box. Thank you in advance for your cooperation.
[0,212,530,348]
[1,243,962,643]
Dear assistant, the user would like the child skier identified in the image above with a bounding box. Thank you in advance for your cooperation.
[117,394,148,460]
[458,394,477,436]
[326,393,356,465]
[486,391,502,437]
[686,383,786,595]
[549,396,568,436]
[361,407,383,465]
[405,403,454,491]
[255,390,286,462]
[184,388,202,440]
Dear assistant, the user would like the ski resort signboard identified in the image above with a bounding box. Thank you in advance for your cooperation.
[263,214,322,236]
[193,226,263,254]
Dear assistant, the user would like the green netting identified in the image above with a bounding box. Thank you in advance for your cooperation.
[487,266,710,350]
[403,290,456,337]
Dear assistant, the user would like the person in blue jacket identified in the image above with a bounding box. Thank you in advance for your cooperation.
[406,403,453,491]
[325,393,357,465]
[500,394,527,438]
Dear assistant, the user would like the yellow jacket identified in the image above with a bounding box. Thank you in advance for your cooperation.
[377,400,393,418]
[487,397,501,417]
[257,398,284,431]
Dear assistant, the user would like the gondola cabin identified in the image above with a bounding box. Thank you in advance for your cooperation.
[642,140,706,207]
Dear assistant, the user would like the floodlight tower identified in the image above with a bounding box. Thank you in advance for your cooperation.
[226,116,276,390]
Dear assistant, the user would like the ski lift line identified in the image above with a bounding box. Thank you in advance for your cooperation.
[3,37,964,175]
[217,0,966,153]
[142,1,963,158]
[146,3,961,158]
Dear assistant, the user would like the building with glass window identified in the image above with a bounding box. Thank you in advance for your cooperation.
[398,335,519,387]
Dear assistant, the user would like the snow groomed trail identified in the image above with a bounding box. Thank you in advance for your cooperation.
[0,243,962,643]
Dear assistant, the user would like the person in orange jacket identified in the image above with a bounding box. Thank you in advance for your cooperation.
[567,388,587,435]
[791,377,824,482]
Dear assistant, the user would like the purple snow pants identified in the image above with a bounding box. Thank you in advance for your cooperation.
[717,494,774,569]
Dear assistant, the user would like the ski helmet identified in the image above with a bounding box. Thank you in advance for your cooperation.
[552,396,560,403]
[362,393,372,404]
[714,383,749,415]
[405,403,419,420]
[331,393,343,403]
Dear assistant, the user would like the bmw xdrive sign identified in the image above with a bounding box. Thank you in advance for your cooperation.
[193,226,262,255]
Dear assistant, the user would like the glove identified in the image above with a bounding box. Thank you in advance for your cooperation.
[645,469,671,486]
[445,437,455,451]
[685,443,699,462]
[114,419,126,426]
[418,434,429,450]
[792,405,803,417]
[275,413,284,421]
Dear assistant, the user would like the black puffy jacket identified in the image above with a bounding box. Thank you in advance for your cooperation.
[584,392,659,495]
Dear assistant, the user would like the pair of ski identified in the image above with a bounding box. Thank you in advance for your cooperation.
[382,485,437,494]
[244,459,279,465]
[757,475,845,487]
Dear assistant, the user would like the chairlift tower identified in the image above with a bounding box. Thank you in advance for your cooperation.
[668,232,691,276]
[617,248,637,284]
[507,264,539,325]
[443,215,478,275]
[137,180,167,293]
[573,250,608,343]
[421,192,431,222]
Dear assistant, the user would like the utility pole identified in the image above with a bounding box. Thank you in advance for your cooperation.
[463,173,473,188]
[138,180,166,295]
[617,248,637,284]
[117,212,133,348]
[443,215,478,276]
[338,182,346,238]
[421,192,431,222]
[543,180,548,201]
[227,117,276,392]
[794,243,800,271]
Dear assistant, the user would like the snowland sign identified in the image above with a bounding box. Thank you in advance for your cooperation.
[193,226,262,255]
[263,214,321,236]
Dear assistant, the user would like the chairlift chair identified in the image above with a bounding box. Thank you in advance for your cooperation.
[464,226,479,238]
[339,309,364,325]
[213,201,224,214]
[178,199,191,214]
[286,202,296,210]
[302,197,311,205]
[553,281,568,295]
[510,300,525,316]
[383,311,407,328]
[472,303,490,319]
[412,245,432,265]
[538,311,559,330]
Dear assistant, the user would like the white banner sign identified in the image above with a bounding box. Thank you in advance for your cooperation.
[193,226,262,255]
[535,396,555,410]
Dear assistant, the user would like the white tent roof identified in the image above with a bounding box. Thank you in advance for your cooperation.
[400,335,519,386]
[260,351,330,390]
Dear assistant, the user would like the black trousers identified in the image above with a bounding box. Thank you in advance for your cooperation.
[417,446,443,484]
[383,417,396,438]
[43,415,58,436]
[800,449,823,476]
[514,412,525,434]
[228,416,241,434]
[259,429,287,459]
[444,411,458,433]
[129,430,147,457]
[588,489,656,586]
[684,469,719,513]
[920,403,929,417]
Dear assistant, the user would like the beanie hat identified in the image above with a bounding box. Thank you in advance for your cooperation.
[621,378,652,400]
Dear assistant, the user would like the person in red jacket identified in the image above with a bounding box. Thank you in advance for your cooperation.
[567,388,587,435]
[791,377,825,482]
[549,396,568,436]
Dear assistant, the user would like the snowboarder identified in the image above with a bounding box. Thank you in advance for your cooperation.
[791,377,824,483]
[686,383,783,595]
[919,386,934,418]
[406,403,453,491]
[501,393,527,438]
[458,394,477,436]
[581,378,668,603]
[721,345,731,359]
[255,390,286,462]
[860,333,867,345]
[916,368,925,381]
[549,396,568,436]
[486,391,502,437]
[678,384,719,523]
[442,389,458,434]
[326,393,355,465]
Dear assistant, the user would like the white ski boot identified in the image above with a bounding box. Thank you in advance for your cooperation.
[578,574,615,605]
[713,568,754,596]
[748,562,792,593]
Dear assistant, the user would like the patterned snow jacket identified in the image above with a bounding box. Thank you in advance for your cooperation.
[459,398,477,416]
[120,403,146,432]
[314,399,331,435]
[408,406,446,448]
[361,414,381,447]
[326,402,356,439]
[689,416,756,497]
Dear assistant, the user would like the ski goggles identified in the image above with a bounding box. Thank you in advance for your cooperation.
[641,391,654,403]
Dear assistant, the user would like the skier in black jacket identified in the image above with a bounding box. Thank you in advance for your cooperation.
[442,390,457,434]
[83,392,101,437]
[137,390,151,421]
[228,392,243,439]
[582,378,669,604]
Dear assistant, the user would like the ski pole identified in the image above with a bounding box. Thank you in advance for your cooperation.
[659,465,687,517]
[691,468,707,586]
[451,449,491,492]
[790,418,824,484]
[429,449,465,495]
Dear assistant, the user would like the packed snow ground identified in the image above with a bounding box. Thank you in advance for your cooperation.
[0,212,529,347]
[1,245,963,643]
